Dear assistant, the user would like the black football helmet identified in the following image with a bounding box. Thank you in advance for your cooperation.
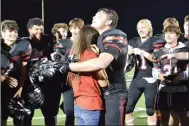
[29,58,58,84]
[8,97,31,120]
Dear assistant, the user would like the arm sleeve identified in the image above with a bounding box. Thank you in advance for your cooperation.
[102,35,128,60]
[102,45,120,60]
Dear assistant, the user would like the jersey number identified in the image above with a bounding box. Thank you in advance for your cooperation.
[140,56,147,69]
[163,64,178,75]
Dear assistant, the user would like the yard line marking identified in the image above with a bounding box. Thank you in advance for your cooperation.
[7,115,65,121]
[134,107,146,112]
[138,115,147,118]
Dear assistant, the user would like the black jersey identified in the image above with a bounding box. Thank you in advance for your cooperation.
[153,42,189,85]
[129,36,160,78]
[1,38,32,78]
[97,29,128,94]
[25,34,54,65]
[1,53,10,75]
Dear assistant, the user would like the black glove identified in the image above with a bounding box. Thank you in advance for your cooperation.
[53,62,71,74]
[50,52,65,62]
[59,63,71,74]
[26,84,44,109]
[152,51,164,61]
[8,97,31,120]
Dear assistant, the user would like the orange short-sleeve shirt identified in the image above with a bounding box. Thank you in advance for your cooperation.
[69,49,103,110]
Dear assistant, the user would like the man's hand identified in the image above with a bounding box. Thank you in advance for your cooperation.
[159,73,166,81]
[5,76,18,88]
[14,87,23,97]
[133,48,143,55]
[160,54,175,59]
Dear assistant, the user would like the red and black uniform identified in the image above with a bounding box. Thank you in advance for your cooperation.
[1,38,32,124]
[152,42,189,112]
[126,36,161,116]
[97,29,128,126]
[23,34,60,126]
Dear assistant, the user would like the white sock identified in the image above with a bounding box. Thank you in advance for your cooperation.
[147,119,156,125]
[126,118,134,125]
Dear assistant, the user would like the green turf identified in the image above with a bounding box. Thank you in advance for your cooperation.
[7,68,148,125]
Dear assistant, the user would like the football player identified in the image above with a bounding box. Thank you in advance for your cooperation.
[53,8,128,126]
[1,20,32,126]
[22,17,58,126]
[125,19,160,125]
[152,25,189,126]
[51,22,74,126]
[160,15,189,61]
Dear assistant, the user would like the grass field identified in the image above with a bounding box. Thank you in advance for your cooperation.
[7,69,148,125]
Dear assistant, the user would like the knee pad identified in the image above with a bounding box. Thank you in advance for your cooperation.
[125,105,134,114]
[61,102,74,115]
[146,107,155,116]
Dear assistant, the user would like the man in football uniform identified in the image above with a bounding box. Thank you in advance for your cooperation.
[1,53,18,87]
[152,25,189,126]
[125,19,161,125]
[51,22,75,126]
[54,8,128,126]
[22,17,59,126]
[1,20,32,126]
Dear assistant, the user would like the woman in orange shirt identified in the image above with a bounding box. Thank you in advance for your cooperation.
[67,25,104,125]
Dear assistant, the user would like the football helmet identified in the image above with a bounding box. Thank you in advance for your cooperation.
[8,97,31,120]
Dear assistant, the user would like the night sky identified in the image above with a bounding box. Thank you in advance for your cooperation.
[2,0,189,39]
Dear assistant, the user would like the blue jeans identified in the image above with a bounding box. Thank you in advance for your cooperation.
[74,104,101,125]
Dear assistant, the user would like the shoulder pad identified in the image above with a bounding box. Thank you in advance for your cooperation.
[13,39,31,53]
[103,29,127,38]
[16,39,30,47]
[128,37,139,47]
[103,36,127,45]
